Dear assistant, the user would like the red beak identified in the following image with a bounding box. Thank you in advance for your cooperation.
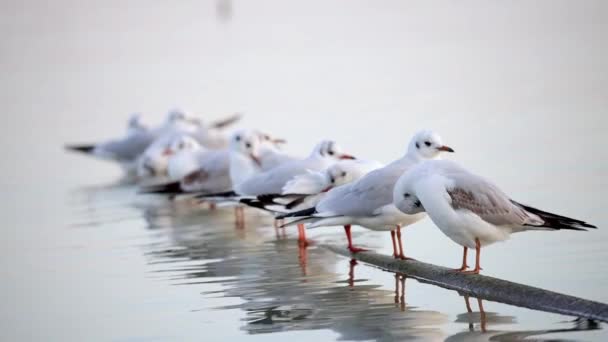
[162,148,174,156]
[437,145,455,153]
[339,154,356,160]
[250,154,263,167]
[321,186,333,193]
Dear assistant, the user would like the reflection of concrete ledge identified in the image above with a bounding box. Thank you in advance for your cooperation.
[324,245,608,323]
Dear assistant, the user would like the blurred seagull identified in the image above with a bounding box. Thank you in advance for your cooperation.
[278,130,454,256]
[199,140,356,241]
[392,159,596,274]
[245,159,384,213]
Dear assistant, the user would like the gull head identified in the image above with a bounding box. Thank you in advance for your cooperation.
[167,135,202,155]
[408,130,454,159]
[127,113,146,132]
[393,171,426,215]
[230,129,264,167]
[311,140,356,161]
[325,160,382,188]
[392,161,441,215]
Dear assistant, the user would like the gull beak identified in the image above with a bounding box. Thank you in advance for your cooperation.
[320,186,333,193]
[162,148,174,156]
[250,153,263,167]
[339,154,356,160]
[437,145,455,153]
[272,138,287,145]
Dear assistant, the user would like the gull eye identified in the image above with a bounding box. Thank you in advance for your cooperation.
[328,150,334,156]
[263,134,271,141]
[245,142,252,149]
[341,172,346,177]
[424,141,431,147]
[178,143,184,149]
[235,135,241,142]
[403,193,410,198]
[415,142,420,149]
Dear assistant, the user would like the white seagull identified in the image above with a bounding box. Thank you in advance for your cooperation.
[141,129,285,197]
[247,159,384,213]
[278,130,454,257]
[392,159,596,274]
[166,135,206,181]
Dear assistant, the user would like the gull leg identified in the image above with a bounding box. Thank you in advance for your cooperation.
[461,238,482,274]
[477,297,487,332]
[344,225,367,253]
[298,243,308,277]
[399,274,406,310]
[297,224,308,247]
[396,225,414,260]
[464,295,474,331]
[390,230,398,258]
[208,202,216,211]
[348,259,357,287]
[452,246,469,271]
[394,274,400,304]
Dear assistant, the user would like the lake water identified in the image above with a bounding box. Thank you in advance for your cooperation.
[2,1,607,341]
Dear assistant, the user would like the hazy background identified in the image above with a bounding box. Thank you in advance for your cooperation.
[1,0,607,341]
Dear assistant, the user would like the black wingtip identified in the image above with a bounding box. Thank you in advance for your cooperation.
[276,206,317,220]
[239,198,276,213]
[256,194,282,205]
[139,181,183,195]
[65,144,95,154]
[514,200,598,231]
[195,190,238,199]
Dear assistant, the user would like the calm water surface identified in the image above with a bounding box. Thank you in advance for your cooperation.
[2,1,607,341]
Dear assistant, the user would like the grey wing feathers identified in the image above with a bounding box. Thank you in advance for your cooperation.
[447,185,532,227]
[317,161,408,216]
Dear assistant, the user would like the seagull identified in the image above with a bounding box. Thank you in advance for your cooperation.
[65,113,159,175]
[234,140,355,196]
[65,109,211,176]
[140,129,285,197]
[278,130,454,257]
[166,135,206,181]
[392,159,597,274]
[246,159,384,213]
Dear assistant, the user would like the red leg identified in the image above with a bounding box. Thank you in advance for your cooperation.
[209,202,216,210]
[298,243,308,276]
[452,246,469,271]
[478,297,487,332]
[461,238,482,274]
[344,225,367,253]
[390,230,398,258]
[396,225,414,260]
[297,224,308,247]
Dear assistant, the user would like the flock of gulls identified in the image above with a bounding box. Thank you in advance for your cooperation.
[67,110,597,275]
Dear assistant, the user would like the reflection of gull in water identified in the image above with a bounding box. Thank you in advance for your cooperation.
[447,296,600,342]
[138,202,447,340]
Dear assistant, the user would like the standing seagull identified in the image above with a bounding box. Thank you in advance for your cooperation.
[392,159,596,274]
[278,130,454,257]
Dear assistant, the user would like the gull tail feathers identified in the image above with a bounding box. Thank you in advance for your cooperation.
[139,181,183,195]
[514,200,597,231]
[65,144,95,154]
